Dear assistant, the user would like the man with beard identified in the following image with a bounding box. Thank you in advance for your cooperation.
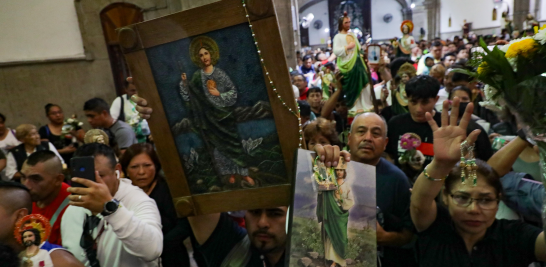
[0,182,83,266]
[189,207,288,266]
[314,112,416,266]
[20,228,53,267]
[20,151,70,246]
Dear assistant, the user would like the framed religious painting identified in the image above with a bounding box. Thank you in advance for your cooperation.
[118,0,300,216]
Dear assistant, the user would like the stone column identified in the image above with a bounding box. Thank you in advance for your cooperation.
[423,0,439,40]
[401,7,413,21]
[513,0,530,31]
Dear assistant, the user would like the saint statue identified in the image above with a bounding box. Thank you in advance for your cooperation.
[316,157,354,267]
[394,20,417,58]
[501,11,514,35]
[523,13,539,32]
[180,36,255,187]
[15,214,53,267]
[333,12,372,114]
[380,62,416,122]
[391,62,416,116]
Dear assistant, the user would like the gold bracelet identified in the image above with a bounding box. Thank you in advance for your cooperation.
[423,165,447,182]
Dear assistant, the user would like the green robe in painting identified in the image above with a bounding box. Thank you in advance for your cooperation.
[316,191,349,259]
[180,67,248,176]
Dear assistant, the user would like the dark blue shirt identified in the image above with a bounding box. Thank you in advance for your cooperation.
[376,158,417,266]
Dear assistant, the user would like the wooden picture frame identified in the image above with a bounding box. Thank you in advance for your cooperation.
[118,0,300,217]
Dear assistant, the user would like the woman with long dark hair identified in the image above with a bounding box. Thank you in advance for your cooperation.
[411,99,546,266]
[39,104,85,165]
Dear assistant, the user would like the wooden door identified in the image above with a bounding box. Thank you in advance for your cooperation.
[100,3,144,96]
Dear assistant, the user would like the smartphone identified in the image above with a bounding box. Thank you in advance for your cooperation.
[367,44,381,64]
[70,156,95,188]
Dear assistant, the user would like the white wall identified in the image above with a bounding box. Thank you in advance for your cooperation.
[301,0,330,46]
[0,0,85,64]
[440,0,513,34]
[540,0,546,21]
[371,0,404,41]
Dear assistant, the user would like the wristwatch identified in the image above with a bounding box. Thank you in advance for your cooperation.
[517,128,537,146]
[101,199,120,216]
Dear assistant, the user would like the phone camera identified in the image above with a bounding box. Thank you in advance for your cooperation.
[79,167,86,172]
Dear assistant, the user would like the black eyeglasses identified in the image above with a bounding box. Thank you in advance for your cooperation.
[450,194,500,210]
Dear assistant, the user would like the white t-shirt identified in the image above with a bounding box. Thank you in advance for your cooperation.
[61,178,163,267]
[110,94,149,134]
[435,88,449,112]
[0,129,21,150]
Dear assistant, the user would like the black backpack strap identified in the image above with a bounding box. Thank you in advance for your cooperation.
[118,96,126,122]
[40,141,50,151]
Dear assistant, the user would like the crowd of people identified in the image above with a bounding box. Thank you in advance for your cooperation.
[0,13,545,267]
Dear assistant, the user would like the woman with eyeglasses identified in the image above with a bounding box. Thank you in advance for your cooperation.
[411,98,546,266]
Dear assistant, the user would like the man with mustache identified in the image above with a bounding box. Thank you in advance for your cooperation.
[20,228,53,267]
[188,207,288,266]
[342,112,416,266]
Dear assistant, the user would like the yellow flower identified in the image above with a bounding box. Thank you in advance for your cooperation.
[505,38,538,59]
[477,62,488,75]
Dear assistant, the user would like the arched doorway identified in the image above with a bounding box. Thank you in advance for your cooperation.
[100,3,143,96]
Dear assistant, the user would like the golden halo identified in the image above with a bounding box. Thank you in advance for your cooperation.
[189,35,219,68]
[14,214,51,245]
[401,20,414,33]
[84,129,110,145]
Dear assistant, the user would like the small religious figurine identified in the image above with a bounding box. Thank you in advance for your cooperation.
[316,156,354,267]
[84,129,110,145]
[523,13,539,32]
[313,155,338,191]
[462,20,471,36]
[15,214,53,267]
[394,20,416,58]
[319,63,336,99]
[333,11,373,115]
[502,11,514,35]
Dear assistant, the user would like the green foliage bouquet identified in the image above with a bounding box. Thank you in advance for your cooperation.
[462,33,546,133]
[458,28,546,229]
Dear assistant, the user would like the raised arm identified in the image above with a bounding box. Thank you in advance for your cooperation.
[487,136,528,177]
[411,98,481,232]
[179,73,190,102]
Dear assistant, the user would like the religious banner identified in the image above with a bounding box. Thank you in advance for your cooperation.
[118,0,300,216]
[288,149,377,267]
